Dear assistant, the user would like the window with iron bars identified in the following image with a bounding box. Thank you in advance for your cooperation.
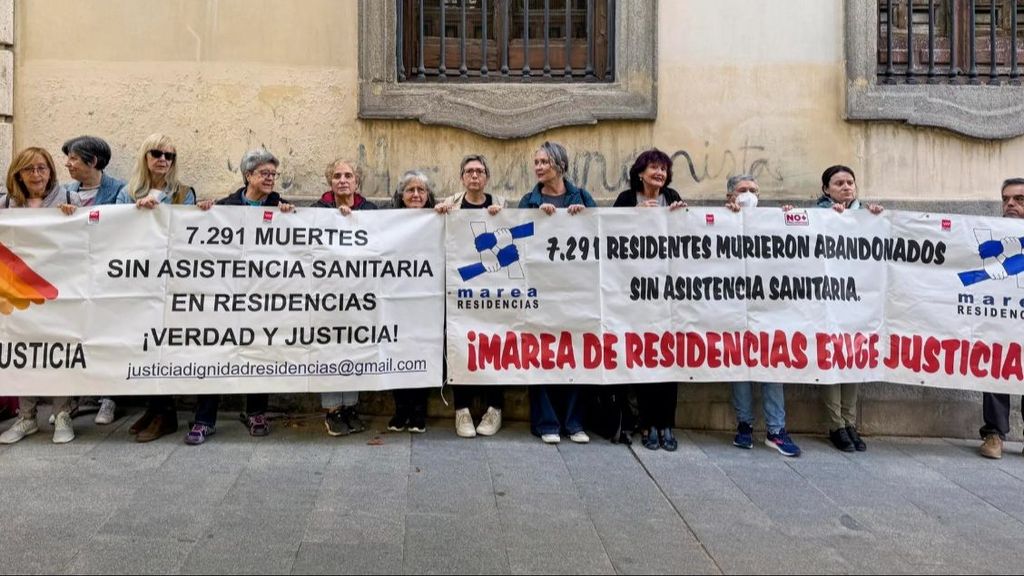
[397,0,614,82]
[877,0,1023,84]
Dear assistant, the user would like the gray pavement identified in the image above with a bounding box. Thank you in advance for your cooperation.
[2,409,1024,575]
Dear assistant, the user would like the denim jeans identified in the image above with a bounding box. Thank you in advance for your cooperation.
[731,381,786,433]
[322,392,359,410]
[529,385,584,436]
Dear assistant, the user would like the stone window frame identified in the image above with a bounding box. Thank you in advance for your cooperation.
[357,0,657,139]
[845,2,1024,140]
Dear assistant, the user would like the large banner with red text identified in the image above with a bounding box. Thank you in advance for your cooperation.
[446,207,1024,394]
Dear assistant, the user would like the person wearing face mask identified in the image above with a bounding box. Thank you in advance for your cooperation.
[0,147,80,444]
[978,178,1024,459]
[725,175,801,457]
[436,155,508,438]
[385,170,439,434]
[315,158,377,437]
[785,165,882,453]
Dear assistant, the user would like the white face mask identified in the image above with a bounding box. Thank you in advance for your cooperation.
[736,191,759,208]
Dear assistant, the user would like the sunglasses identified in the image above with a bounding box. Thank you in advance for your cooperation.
[148,150,177,161]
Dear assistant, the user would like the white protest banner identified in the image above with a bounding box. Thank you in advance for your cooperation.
[0,205,444,395]
[446,207,1024,394]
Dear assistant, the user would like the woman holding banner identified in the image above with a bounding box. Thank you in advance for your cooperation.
[437,155,508,438]
[0,147,80,444]
[184,149,294,445]
[315,158,377,437]
[798,165,882,453]
[519,141,594,444]
[610,149,684,451]
[384,170,440,434]
[129,134,209,442]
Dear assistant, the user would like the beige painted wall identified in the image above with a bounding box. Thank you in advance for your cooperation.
[10,0,1024,205]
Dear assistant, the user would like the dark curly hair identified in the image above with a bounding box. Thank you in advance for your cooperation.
[628,149,673,192]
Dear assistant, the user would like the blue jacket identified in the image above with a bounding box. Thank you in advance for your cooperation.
[64,174,130,205]
[518,178,598,209]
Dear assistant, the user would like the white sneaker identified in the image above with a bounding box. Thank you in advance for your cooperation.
[455,408,476,438]
[476,407,502,436]
[541,433,561,444]
[569,431,590,444]
[94,398,116,425]
[52,412,75,444]
[0,417,39,444]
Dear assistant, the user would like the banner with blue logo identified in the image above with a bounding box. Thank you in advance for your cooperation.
[446,207,1024,394]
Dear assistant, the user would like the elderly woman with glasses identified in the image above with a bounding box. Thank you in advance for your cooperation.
[183,149,293,446]
[437,155,509,437]
[385,170,440,434]
[316,158,378,437]
[0,147,79,445]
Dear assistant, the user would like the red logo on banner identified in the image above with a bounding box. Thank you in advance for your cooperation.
[941,219,952,230]
[705,214,715,226]
[89,210,100,224]
[0,242,59,315]
[785,211,810,226]
[263,211,274,223]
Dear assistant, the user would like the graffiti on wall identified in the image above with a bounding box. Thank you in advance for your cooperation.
[226,136,784,200]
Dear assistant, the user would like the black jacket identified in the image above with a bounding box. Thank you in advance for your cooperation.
[217,187,288,207]
[612,187,682,207]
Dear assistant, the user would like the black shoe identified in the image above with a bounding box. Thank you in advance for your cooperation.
[325,409,351,437]
[845,425,866,452]
[642,426,660,450]
[407,414,427,434]
[342,406,366,434]
[387,411,407,432]
[659,428,678,452]
[829,427,855,452]
[615,430,633,446]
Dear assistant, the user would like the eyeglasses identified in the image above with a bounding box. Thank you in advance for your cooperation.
[463,168,486,177]
[148,150,177,161]
[19,165,50,175]
[255,170,279,179]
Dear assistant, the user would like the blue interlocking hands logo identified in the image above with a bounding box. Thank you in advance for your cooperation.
[458,221,535,282]
[959,229,1024,287]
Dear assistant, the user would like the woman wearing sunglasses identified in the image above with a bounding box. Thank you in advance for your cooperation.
[127,134,204,442]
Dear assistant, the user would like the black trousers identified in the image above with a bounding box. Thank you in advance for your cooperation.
[146,395,176,413]
[636,382,678,429]
[392,388,429,417]
[195,394,268,427]
[980,392,1023,439]
[453,386,505,411]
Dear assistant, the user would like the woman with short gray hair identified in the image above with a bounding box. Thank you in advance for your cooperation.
[517,141,596,215]
[183,149,294,446]
[386,170,439,433]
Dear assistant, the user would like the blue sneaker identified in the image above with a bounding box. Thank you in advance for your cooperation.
[733,422,753,449]
[765,428,801,457]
